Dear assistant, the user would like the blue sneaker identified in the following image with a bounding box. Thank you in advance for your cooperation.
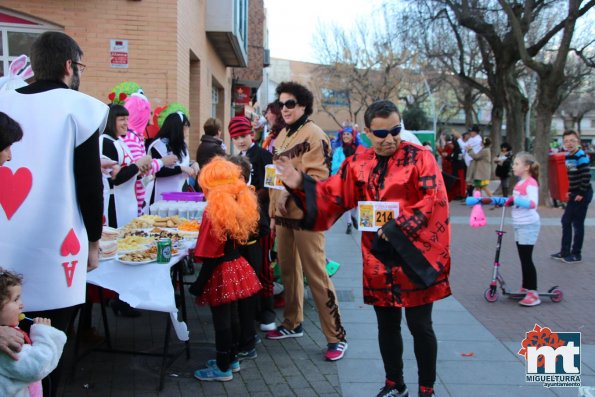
[562,254,582,263]
[194,366,232,382]
[237,348,257,361]
[550,252,566,261]
[206,359,240,373]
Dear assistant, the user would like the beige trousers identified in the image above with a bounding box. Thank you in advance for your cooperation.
[276,225,346,343]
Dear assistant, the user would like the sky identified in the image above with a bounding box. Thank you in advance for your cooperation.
[264,1,595,64]
[264,0,387,63]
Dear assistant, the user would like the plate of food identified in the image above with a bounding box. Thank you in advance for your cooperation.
[117,258,155,265]
[177,219,200,232]
[117,248,157,265]
[99,240,118,261]
[117,235,154,252]
[101,226,119,241]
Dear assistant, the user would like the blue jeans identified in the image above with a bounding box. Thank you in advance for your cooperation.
[561,189,593,256]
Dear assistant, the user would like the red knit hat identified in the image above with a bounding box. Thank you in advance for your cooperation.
[228,116,253,138]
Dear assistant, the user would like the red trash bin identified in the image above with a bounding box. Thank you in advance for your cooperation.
[548,153,569,202]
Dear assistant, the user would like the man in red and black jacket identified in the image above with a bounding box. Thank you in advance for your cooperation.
[275,100,450,397]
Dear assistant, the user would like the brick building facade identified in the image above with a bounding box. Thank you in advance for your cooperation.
[0,0,266,157]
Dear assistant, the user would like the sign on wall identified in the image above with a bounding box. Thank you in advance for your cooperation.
[110,39,128,68]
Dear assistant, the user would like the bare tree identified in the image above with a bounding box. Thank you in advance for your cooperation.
[558,92,595,133]
[312,7,435,128]
[401,2,502,154]
[498,0,595,203]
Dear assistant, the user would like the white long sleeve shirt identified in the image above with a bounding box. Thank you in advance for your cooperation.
[511,177,540,225]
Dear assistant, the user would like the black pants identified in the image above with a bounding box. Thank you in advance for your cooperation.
[22,306,78,397]
[517,243,537,290]
[561,189,593,256]
[374,303,436,389]
[239,243,275,326]
[210,301,240,372]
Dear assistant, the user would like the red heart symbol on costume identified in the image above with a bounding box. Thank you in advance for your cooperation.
[60,229,81,257]
[0,166,33,220]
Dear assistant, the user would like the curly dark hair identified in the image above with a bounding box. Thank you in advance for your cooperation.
[275,81,314,116]
[0,112,24,152]
[0,268,23,307]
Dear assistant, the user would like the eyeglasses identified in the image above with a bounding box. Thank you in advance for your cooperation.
[278,99,298,109]
[72,61,86,73]
[370,125,402,138]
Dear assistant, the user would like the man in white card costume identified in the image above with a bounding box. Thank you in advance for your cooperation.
[0,31,108,396]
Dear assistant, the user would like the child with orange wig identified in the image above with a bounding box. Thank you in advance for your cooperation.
[190,157,262,382]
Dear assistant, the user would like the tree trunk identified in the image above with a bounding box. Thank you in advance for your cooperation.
[489,101,504,178]
[577,115,583,134]
[533,80,560,207]
[463,88,474,126]
[534,105,554,206]
[504,72,528,155]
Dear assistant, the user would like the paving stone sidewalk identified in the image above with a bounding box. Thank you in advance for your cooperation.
[60,197,594,396]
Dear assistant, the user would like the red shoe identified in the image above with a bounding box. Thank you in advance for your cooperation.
[325,341,348,361]
[519,290,541,307]
[419,386,435,397]
[266,324,303,340]
[509,288,527,300]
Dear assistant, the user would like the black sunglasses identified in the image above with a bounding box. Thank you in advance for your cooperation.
[278,99,298,109]
[370,125,402,138]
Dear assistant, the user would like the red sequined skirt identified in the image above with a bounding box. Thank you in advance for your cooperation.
[196,257,262,307]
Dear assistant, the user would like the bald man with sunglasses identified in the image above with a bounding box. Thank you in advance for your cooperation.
[275,100,450,397]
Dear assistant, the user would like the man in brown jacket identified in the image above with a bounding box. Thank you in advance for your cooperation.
[265,81,347,361]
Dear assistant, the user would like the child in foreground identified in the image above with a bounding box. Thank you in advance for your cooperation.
[0,268,67,396]
[190,157,262,381]
[506,152,541,307]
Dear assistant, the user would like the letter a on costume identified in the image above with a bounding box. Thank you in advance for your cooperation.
[60,228,81,256]
[62,261,78,287]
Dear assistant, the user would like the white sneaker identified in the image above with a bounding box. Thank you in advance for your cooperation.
[273,282,284,295]
[260,322,276,332]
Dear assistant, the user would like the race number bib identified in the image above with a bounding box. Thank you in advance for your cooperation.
[264,164,285,190]
[357,201,399,232]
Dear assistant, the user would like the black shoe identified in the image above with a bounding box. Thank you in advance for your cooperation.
[346,224,352,234]
[110,298,142,317]
[419,386,435,397]
[550,252,566,261]
[350,215,358,230]
[376,384,408,397]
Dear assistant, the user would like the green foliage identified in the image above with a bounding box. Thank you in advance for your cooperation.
[402,104,430,131]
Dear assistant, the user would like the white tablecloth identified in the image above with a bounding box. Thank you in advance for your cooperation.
[86,252,190,341]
